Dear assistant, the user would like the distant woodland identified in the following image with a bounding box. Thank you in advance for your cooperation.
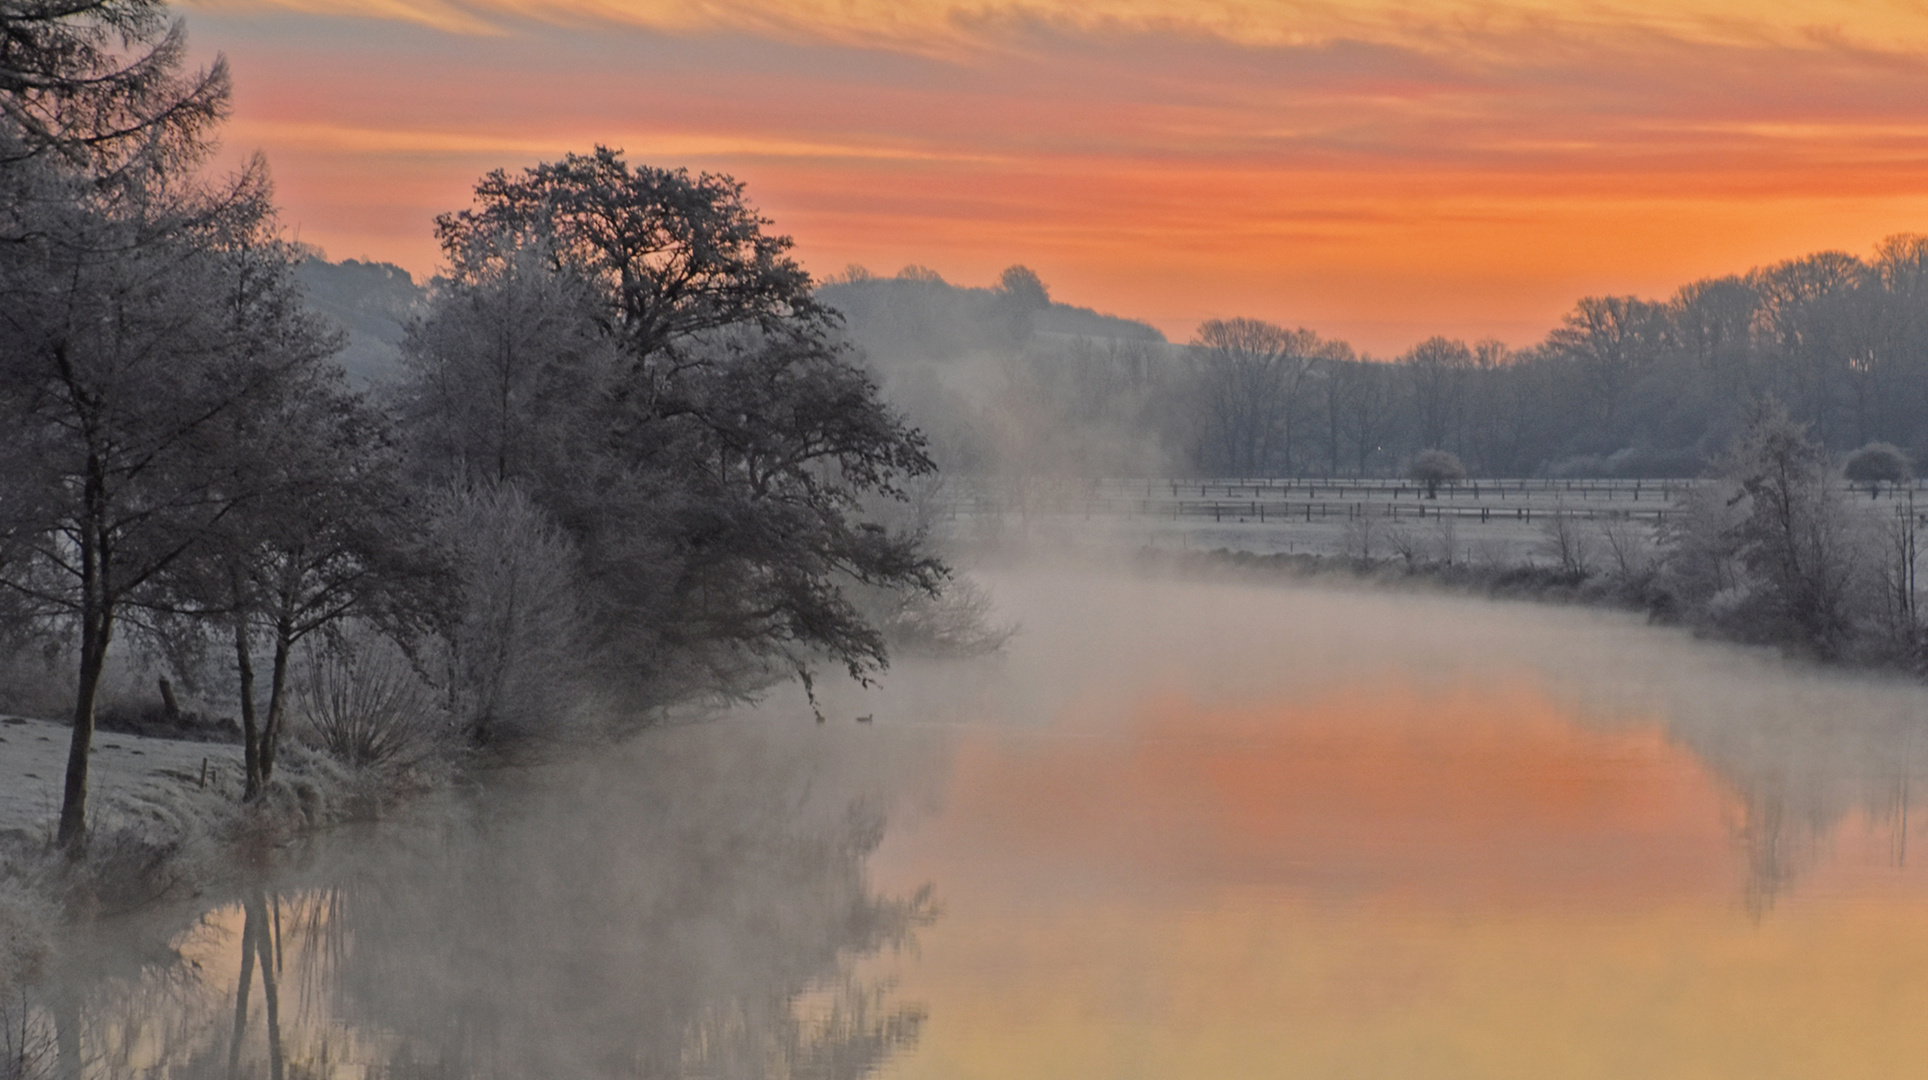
[818,247,1928,481]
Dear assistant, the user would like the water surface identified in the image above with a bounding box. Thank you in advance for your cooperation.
[35,568,1928,1078]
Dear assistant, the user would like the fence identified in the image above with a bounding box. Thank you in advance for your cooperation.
[932,476,1928,530]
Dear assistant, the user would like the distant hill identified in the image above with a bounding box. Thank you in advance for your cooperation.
[812,268,1178,475]
[295,256,425,385]
[816,271,1162,369]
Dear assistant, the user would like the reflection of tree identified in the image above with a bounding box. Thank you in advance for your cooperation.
[1730,779,1820,920]
[316,747,938,1078]
[1661,685,1928,916]
[28,726,942,1079]
[227,891,285,1080]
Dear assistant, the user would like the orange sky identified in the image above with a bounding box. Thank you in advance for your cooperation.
[179,0,1928,353]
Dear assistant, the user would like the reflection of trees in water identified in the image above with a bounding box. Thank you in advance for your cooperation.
[3,920,228,1080]
[315,789,935,1078]
[23,725,943,1079]
[1730,779,1817,921]
[1662,686,1928,915]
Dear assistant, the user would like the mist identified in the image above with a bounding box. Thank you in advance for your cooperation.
[17,563,1928,1076]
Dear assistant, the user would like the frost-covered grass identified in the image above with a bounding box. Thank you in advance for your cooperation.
[0,716,243,843]
[0,712,436,1002]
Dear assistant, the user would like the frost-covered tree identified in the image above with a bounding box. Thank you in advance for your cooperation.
[408,148,942,707]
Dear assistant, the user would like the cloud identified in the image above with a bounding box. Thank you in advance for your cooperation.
[183,0,1928,55]
[188,3,1928,350]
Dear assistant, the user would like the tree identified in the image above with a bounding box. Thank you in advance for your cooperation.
[1401,337,1471,454]
[1749,252,1865,443]
[409,149,942,707]
[1408,449,1465,498]
[1720,401,1861,654]
[0,0,227,176]
[431,482,588,746]
[0,0,242,850]
[1339,358,1395,476]
[992,264,1050,346]
[1844,442,1912,498]
[1546,295,1669,428]
[1190,318,1329,476]
[432,146,826,365]
[181,372,419,798]
[398,240,615,488]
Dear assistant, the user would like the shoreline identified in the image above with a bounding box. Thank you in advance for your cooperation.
[1135,545,1928,680]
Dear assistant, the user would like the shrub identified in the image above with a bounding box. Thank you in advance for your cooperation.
[1844,442,1912,494]
[295,633,448,771]
[1408,449,1466,498]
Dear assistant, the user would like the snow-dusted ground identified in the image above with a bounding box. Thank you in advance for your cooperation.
[0,715,243,839]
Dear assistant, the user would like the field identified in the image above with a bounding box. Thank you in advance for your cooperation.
[934,476,1928,564]
[0,715,242,839]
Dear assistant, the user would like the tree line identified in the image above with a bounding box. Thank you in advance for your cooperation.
[0,1,942,851]
[826,242,1928,482]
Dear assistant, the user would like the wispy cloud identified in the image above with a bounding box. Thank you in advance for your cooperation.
[188,1,1928,350]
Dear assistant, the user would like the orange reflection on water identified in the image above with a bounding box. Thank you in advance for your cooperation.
[864,677,1928,1080]
[905,681,1736,908]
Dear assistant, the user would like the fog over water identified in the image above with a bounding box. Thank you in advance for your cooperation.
[34,564,1928,1078]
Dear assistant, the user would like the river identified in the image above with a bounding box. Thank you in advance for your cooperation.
[25,566,1928,1079]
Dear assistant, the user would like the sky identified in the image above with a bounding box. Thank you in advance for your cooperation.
[179,0,1928,354]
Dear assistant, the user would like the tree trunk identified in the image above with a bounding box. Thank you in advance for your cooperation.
[159,676,183,724]
[235,619,261,801]
[260,618,294,784]
[57,524,111,852]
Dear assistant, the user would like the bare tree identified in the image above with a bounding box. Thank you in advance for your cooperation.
[1546,295,1669,427]
[1538,503,1593,576]
[1401,337,1471,454]
[1191,318,1331,475]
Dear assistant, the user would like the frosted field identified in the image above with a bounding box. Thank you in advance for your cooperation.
[0,715,241,839]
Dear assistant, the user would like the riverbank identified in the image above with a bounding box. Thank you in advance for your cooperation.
[1137,547,1640,607]
[1141,545,1928,677]
[0,711,434,1008]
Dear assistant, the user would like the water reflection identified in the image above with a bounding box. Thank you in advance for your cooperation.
[226,891,282,1080]
[24,722,942,1079]
[1651,664,1928,913]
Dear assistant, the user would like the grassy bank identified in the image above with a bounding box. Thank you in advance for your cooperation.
[1147,543,1926,676]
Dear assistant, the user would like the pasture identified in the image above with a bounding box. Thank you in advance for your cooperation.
[934,476,1928,564]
